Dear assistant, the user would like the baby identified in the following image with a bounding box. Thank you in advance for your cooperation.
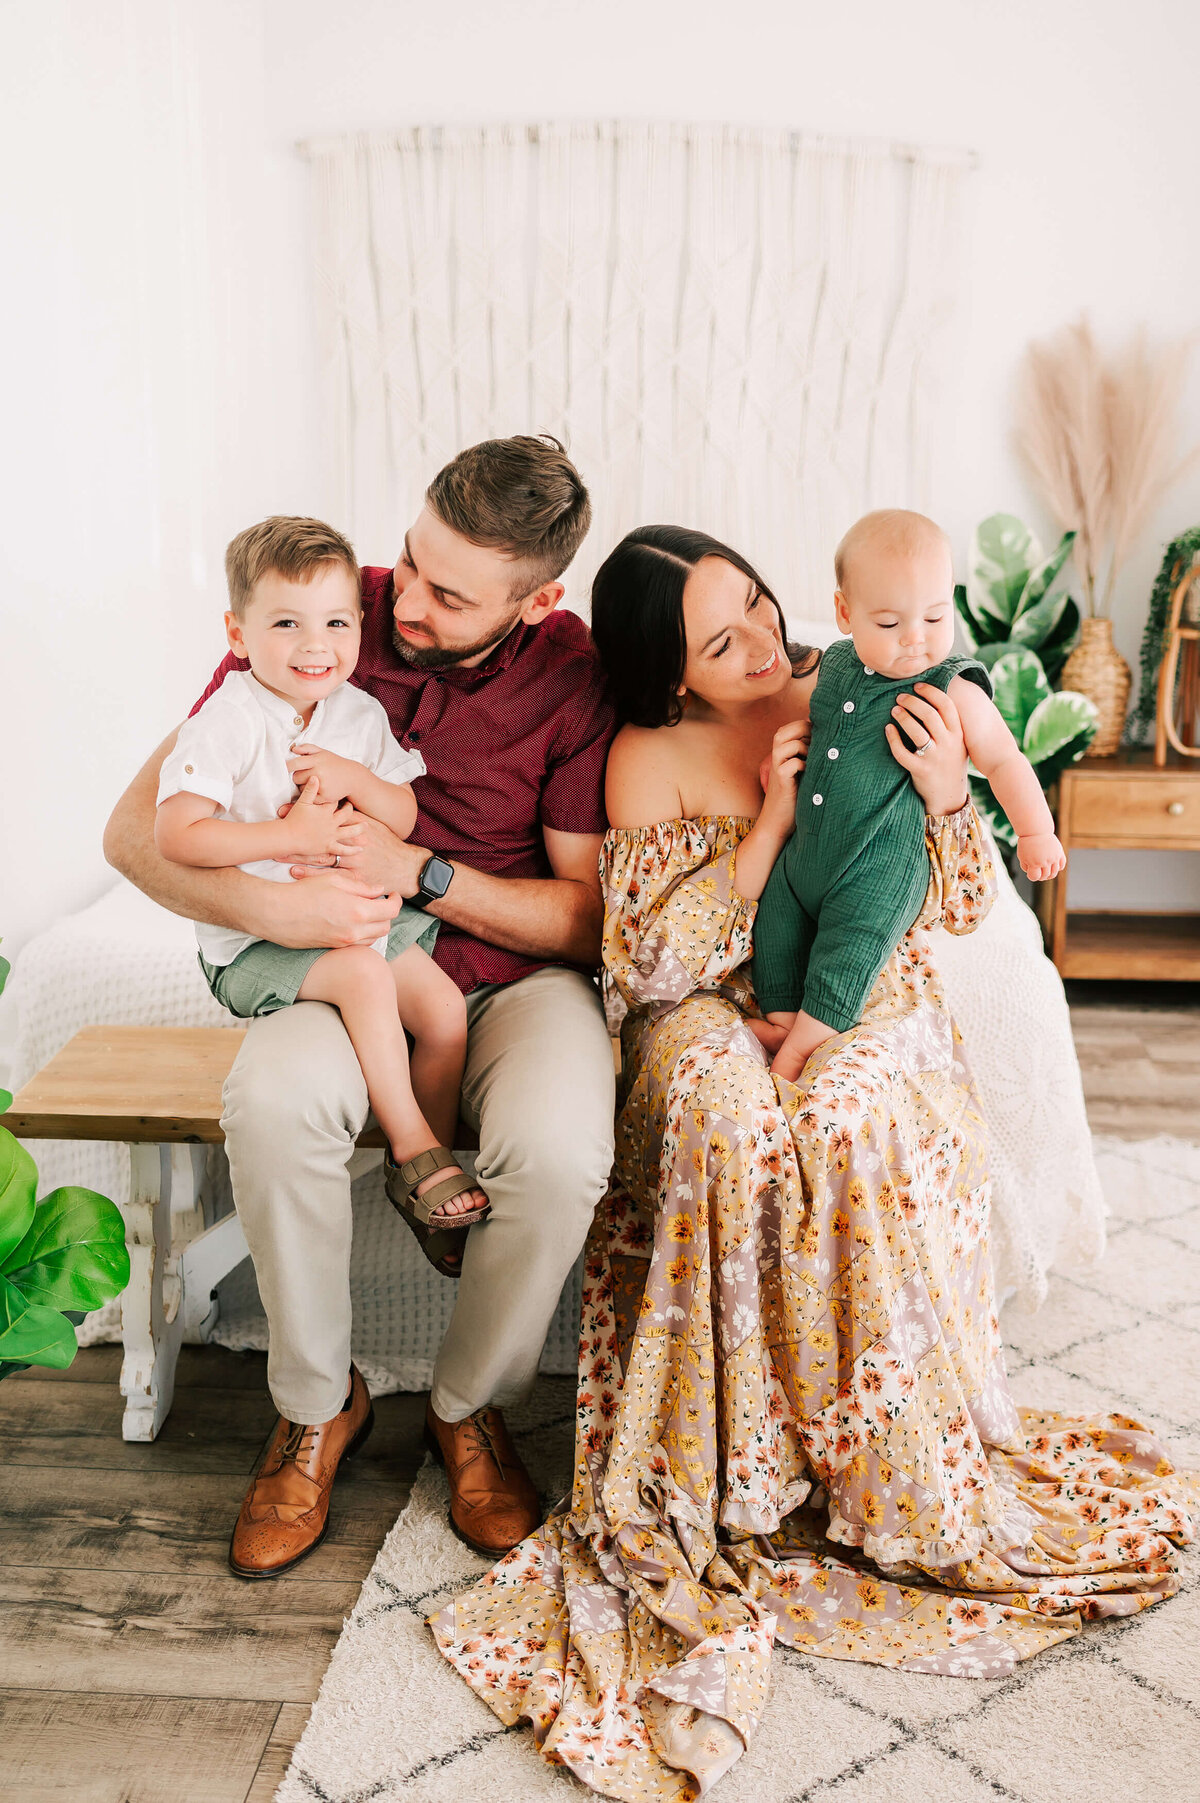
[155,515,488,1270]
[753,508,1065,1083]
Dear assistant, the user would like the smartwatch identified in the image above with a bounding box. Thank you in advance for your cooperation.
[416,853,454,905]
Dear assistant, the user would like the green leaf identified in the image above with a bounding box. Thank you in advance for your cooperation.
[2,1187,129,1312]
[0,1272,77,1369]
[1014,530,1077,620]
[0,952,9,997]
[0,1091,11,1115]
[1010,585,1071,653]
[990,649,1051,740]
[0,1128,38,1268]
[1038,596,1082,684]
[971,638,1020,671]
[966,515,1042,635]
[1022,690,1099,781]
[954,582,1002,649]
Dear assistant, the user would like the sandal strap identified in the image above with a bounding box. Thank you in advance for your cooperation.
[395,1147,483,1227]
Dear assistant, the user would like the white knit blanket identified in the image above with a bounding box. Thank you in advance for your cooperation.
[8,860,1103,1388]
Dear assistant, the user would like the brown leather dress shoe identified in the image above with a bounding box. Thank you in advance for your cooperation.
[229,1365,374,1579]
[424,1401,542,1556]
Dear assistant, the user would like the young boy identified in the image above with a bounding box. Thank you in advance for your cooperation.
[752,508,1066,1083]
[155,516,489,1269]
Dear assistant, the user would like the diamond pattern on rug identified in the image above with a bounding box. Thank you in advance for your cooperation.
[275,1138,1200,1803]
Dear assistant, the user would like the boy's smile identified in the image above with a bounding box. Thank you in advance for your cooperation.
[225,565,363,721]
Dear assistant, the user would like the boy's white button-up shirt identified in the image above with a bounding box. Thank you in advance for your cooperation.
[157,670,426,967]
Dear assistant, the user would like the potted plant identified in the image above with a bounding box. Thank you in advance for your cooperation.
[955,514,1099,853]
[0,948,130,1377]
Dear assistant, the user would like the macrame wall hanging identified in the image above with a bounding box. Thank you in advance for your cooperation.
[304,122,974,620]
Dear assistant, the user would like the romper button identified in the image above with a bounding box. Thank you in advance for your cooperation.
[812,793,824,806]
[184,764,194,775]
[843,701,855,713]
[863,667,875,675]
[827,747,839,759]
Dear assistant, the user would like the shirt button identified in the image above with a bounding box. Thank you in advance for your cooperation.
[293,715,303,727]
[409,730,421,743]
[812,793,824,806]
[827,747,839,760]
[184,763,194,775]
[863,667,875,676]
[843,701,855,714]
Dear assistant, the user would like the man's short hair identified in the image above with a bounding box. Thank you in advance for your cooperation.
[224,516,361,617]
[425,435,592,597]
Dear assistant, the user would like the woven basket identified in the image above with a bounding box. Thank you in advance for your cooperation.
[1061,617,1131,756]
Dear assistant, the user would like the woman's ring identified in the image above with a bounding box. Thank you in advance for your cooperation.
[333,855,340,868]
[915,740,930,757]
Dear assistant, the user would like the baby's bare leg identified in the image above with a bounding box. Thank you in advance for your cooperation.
[768,1007,837,1083]
[295,949,483,1220]
[389,947,485,1220]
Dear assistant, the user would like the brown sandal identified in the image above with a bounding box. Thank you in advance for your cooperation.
[384,1146,491,1278]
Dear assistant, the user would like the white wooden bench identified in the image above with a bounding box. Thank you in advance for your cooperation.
[8,1024,387,1443]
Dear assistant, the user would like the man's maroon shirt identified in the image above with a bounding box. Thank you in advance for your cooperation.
[191,565,616,993]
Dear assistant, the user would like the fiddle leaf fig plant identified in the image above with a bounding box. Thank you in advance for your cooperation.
[0,947,129,1377]
[955,513,1082,684]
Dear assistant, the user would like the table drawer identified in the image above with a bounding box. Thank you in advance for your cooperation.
[1067,775,1200,843]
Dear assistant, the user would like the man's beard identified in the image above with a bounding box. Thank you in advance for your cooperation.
[391,608,523,670]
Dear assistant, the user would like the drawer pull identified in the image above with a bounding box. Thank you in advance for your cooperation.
[1167,801,1185,816]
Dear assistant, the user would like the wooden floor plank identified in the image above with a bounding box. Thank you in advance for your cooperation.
[0,1466,403,1583]
[0,1567,361,1702]
[0,1689,278,1803]
[0,1378,278,1476]
[243,1702,310,1802]
[9,1344,271,1390]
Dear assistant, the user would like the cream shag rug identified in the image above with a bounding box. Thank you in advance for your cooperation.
[276,1138,1200,1803]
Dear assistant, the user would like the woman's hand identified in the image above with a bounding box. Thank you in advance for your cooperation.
[886,684,969,816]
[758,719,810,832]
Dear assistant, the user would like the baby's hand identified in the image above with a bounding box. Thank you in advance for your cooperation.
[284,775,358,863]
[1018,830,1066,882]
[287,743,366,806]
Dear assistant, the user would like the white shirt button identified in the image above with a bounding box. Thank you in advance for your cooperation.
[843,701,855,713]
[863,667,875,676]
[827,747,839,759]
[812,792,824,806]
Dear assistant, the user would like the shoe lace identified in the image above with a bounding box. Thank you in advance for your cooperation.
[278,1420,317,1467]
[464,1409,508,1479]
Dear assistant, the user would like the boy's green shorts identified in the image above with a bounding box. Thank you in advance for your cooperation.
[199,904,439,1020]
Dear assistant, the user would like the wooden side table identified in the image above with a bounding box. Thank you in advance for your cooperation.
[1041,748,1200,979]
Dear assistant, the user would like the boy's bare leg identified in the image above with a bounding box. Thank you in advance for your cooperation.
[296,948,486,1216]
[389,946,469,1157]
[766,1007,836,1083]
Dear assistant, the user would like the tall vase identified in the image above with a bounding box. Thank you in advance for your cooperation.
[1061,617,1131,756]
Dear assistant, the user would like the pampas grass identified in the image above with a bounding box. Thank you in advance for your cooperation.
[1015,317,1197,616]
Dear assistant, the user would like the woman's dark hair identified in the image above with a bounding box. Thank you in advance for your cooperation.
[590,525,819,728]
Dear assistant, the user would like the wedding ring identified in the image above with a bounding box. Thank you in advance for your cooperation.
[333,855,341,867]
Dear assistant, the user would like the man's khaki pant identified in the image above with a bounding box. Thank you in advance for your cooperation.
[220,966,616,1425]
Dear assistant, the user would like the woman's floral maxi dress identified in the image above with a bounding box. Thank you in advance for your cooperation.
[432,808,1198,1802]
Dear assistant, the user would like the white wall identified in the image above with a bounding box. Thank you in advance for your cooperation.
[4,0,1199,978]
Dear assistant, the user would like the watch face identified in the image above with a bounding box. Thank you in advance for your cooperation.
[420,855,454,899]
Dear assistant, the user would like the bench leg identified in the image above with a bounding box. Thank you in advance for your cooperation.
[119,1143,186,1442]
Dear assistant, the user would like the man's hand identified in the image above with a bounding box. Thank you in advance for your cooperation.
[291,808,426,896]
[286,744,370,806]
[268,868,404,949]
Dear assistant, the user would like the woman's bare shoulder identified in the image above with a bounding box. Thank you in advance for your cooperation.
[605,721,689,829]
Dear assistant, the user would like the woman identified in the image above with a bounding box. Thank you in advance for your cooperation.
[432,528,1196,1802]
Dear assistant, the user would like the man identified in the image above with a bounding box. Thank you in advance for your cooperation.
[105,435,617,1573]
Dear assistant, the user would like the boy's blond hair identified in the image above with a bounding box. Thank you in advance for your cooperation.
[834,509,951,593]
[224,516,361,618]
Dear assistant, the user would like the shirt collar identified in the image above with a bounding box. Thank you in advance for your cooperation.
[244,670,327,735]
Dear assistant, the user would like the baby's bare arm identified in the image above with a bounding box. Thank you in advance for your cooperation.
[950,677,1054,839]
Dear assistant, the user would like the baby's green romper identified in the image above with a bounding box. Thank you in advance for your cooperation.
[752,638,992,1031]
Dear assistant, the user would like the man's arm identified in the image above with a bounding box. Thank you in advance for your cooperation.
[293,817,605,966]
[104,730,404,950]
